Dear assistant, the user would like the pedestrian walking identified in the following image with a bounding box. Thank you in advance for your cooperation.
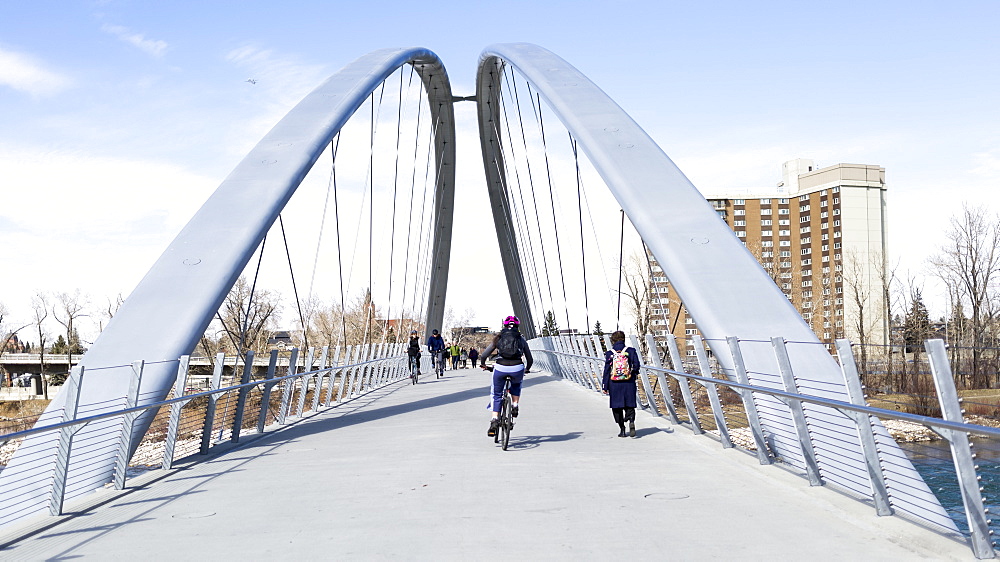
[602,330,639,437]
[468,348,479,368]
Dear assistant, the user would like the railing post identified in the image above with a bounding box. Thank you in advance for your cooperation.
[926,339,995,559]
[771,337,823,486]
[231,350,255,444]
[324,345,341,406]
[256,350,279,433]
[725,337,772,465]
[834,339,892,515]
[163,356,190,469]
[113,360,144,489]
[313,346,329,412]
[645,334,681,424]
[629,334,659,414]
[200,353,226,454]
[296,347,315,417]
[49,365,84,515]
[693,336,732,448]
[278,348,299,424]
[337,345,355,402]
[666,334,703,434]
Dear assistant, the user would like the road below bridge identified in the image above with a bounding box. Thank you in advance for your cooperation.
[0,366,971,559]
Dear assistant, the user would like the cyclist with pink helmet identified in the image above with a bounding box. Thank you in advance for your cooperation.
[479,315,533,437]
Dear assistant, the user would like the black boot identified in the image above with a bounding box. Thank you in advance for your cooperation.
[618,425,626,438]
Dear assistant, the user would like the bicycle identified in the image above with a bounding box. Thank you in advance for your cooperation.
[409,356,419,385]
[494,374,514,450]
[433,350,445,378]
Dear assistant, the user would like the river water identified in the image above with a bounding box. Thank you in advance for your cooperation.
[899,438,1000,536]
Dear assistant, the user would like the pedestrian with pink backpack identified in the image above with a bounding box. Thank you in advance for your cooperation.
[602,330,640,437]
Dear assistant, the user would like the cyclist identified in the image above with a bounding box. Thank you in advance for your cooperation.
[479,315,533,437]
[427,329,445,377]
[406,330,421,379]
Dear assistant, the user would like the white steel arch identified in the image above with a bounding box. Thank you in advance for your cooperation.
[0,47,457,525]
[475,42,954,530]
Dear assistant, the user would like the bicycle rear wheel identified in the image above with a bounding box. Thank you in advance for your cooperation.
[500,394,511,450]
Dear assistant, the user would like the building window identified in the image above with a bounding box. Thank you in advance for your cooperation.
[800,205,810,212]
[780,240,790,246]
[822,266,830,273]
[820,200,828,207]
[734,220,746,226]
[833,220,840,227]
[800,227,811,234]
[822,255,830,262]
[717,211,727,220]
[778,209,790,215]
[801,248,811,255]
[832,187,839,193]
[779,251,791,257]
[833,209,841,215]
[800,216,810,223]
[820,211,828,218]
[801,237,811,244]
[761,230,773,236]
[762,251,774,258]
[782,283,792,290]
[801,280,812,287]
[833,242,841,249]
[761,208,772,215]
[686,317,695,324]
[821,223,829,230]
[821,236,828,243]
[761,240,773,247]
[833,231,841,238]
[761,219,772,226]
[799,194,809,201]
[802,269,812,277]
[734,199,745,205]
[761,198,771,204]
[803,302,813,309]
[779,198,789,204]
[779,219,790,226]
[780,261,792,268]
[736,231,746,237]
[734,209,745,216]
[835,298,843,305]
[779,229,790,236]
[801,258,812,266]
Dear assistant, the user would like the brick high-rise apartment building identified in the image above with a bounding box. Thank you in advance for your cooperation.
[648,159,888,355]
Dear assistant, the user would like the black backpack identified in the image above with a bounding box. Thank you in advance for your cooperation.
[497,329,521,360]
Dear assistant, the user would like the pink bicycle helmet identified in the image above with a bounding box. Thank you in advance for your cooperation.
[503,315,520,326]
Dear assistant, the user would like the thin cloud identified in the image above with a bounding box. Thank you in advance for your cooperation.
[0,47,71,95]
[101,24,168,57]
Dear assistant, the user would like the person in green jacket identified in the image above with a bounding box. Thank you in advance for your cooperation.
[449,343,460,370]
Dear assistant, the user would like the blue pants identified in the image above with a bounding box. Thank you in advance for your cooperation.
[490,363,525,412]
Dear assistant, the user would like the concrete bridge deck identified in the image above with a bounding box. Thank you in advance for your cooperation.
[0,367,971,560]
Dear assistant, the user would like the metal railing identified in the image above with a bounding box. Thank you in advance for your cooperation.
[0,342,410,529]
[531,333,1000,560]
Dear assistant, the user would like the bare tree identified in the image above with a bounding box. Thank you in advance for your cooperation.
[929,204,1000,388]
[31,293,50,381]
[201,277,281,361]
[98,293,125,332]
[620,253,651,354]
[842,249,891,375]
[53,290,89,373]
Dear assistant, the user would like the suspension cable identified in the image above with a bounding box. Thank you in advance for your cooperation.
[503,69,551,321]
[617,209,625,330]
[383,64,414,343]
[329,134,347,347]
[533,91,572,333]
[570,134,590,333]
[279,214,308,350]
[400,68,426,337]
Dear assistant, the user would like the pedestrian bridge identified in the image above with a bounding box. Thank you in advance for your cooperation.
[0,43,998,558]
[0,364,972,559]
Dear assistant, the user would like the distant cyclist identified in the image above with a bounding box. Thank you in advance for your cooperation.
[406,330,422,378]
[480,315,533,437]
[427,329,445,376]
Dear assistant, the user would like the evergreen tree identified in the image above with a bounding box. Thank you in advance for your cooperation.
[51,334,68,354]
[593,320,604,339]
[903,289,931,355]
[541,310,559,337]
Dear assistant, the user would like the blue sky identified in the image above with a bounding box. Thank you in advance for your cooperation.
[2,0,999,342]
